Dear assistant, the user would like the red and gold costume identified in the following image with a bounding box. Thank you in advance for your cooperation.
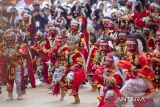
[40,27,58,84]
[30,31,43,73]
[66,36,86,104]
[67,19,87,48]
[3,29,25,100]
[19,43,36,88]
[4,30,17,94]
[87,39,114,90]
[77,15,90,50]
[52,46,69,101]
[93,55,123,107]
[0,36,5,94]
[79,37,88,64]
[152,29,160,91]
[118,35,156,107]
[86,43,99,73]
[86,41,100,90]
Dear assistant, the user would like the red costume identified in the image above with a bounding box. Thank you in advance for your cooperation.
[3,29,25,100]
[118,35,156,107]
[52,46,69,102]
[19,43,36,88]
[41,27,58,84]
[94,55,123,107]
[66,36,86,104]
[0,37,5,94]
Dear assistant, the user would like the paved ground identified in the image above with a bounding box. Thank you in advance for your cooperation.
[0,82,98,107]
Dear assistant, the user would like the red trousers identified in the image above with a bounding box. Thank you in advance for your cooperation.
[6,65,25,93]
[26,57,36,88]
